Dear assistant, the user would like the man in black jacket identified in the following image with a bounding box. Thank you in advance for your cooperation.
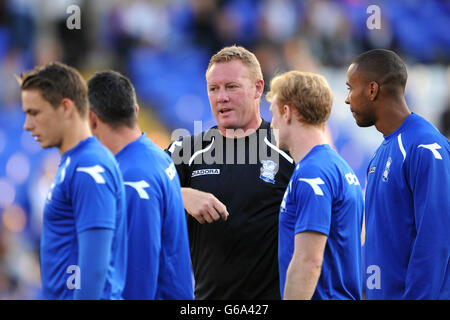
[167,45,295,299]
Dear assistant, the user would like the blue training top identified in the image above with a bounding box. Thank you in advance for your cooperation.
[278,144,364,300]
[40,136,127,299]
[365,113,450,299]
[118,133,193,300]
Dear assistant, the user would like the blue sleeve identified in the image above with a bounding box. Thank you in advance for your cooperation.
[72,164,117,232]
[294,172,332,236]
[403,142,450,299]
[156,175,194,300]
[74,228,114,300]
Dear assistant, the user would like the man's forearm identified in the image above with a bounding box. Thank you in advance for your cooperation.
[284,258,322,300]
[74,228,113,300]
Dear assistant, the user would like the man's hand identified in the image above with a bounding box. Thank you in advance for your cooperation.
[181,188,229,224]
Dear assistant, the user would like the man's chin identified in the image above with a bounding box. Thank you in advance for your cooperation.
[355,119,375,128]
[39,141,55,149]
[217,121,240,132]
[353,115,374,128]
[216,117,236,128]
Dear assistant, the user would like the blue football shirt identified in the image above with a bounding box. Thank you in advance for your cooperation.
[40,136,127,299]
[365,113,450,299]
[118,133,193,300]
[278,144,364,300]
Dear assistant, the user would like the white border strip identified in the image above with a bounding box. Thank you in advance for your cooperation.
[189,137,215,166]
[264,137,294,164]
[397,133,406,161]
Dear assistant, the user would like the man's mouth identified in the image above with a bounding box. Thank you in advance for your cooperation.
[219,108,232,115]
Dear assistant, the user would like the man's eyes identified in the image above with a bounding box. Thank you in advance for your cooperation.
[208,84,239,91]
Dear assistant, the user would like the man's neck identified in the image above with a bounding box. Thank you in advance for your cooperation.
[59,119,92,155]
[218,116,263,139]
[289,123,328,163]
[375,98,411,136]
[103,125,142,155]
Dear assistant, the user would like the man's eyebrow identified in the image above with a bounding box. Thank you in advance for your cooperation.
[23,107,36,114]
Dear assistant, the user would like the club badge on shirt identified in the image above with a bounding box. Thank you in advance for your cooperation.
[260,160,278,184]
[382,157,392,182]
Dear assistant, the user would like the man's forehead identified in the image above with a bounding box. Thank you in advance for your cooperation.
[207,60,250,80]
[347,63,358,75]
[21,89,51,110]
[346,63,360,81]
[22,88,43,100]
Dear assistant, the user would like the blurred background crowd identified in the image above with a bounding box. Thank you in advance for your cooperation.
[0,0,449,299]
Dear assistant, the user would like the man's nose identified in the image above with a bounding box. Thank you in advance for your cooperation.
[344,94,350,105]
[23,116,33,131]
[217,87,230,103]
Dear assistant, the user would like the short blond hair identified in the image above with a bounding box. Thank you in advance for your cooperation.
[206,45,263,81]
[267,71,333,126]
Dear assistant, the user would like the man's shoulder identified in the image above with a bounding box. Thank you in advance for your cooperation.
[120,147,174,185]
[67,139,121,186]
[167,129,214,150]
[402,114,447,145]
[74,137,117,166]
[295,157,329,182]
[296,147,355,185]
[399,116,449,162]
[125,136,172,165]
[165,128,220,169]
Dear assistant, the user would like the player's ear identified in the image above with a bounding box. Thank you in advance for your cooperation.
[60,98,76,118]
[135,104,140,116]
[368,81,380,101]
[254,79,264,99]
[283,104,292,124]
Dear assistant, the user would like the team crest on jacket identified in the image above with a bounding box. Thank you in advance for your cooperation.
[260,160,278,184]
[382,157,392,182]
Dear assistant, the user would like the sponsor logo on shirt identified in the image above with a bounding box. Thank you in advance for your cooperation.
[260,160,278,184]
[345,173,360,185]
[124,180,150,199]
[299,177,325,196]
[76,165,106,184]
[165,163,177,180]
[191,169,221,177]
[418,142,443,160]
